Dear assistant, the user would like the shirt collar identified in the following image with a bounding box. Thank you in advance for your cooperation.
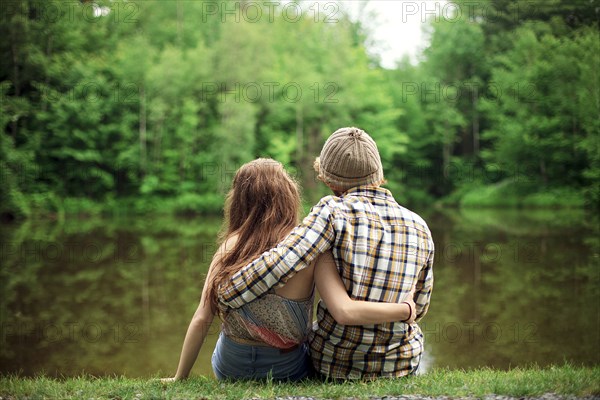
[343,185,394,201]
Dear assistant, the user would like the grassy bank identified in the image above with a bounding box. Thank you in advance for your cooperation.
[445,181,589,209]
[4,180,593,222]
[1,366,599,400]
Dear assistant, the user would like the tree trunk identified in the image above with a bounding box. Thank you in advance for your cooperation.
[305,125,320,202]
[176,0,184,45]
[473,97,480,155]
[443,122,451,179]
[154,119,164,174]
[540,159,548,185]
[42,35,53,112]
[139,85,147,175]
[296,105,303,164]
[10,11,21,139]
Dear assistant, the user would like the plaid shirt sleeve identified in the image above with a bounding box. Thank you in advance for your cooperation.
[218,199,335,309]
[415,235,434,322]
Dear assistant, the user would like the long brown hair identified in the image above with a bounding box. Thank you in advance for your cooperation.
[206,158,301,313]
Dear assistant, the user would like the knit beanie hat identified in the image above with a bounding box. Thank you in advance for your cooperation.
[314,127,384,192]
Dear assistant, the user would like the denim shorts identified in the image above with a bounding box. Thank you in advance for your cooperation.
[211,333,311,381]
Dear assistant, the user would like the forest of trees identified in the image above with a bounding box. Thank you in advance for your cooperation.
[1,0,598,219]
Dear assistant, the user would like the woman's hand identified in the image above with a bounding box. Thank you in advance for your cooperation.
[315,251,423,326]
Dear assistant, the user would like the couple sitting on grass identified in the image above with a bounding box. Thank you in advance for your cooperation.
[163,127,434,382]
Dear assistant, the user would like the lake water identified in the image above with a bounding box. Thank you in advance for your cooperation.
[1,208,598,377]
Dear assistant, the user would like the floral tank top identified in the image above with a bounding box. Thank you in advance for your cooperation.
[221,291,314,349]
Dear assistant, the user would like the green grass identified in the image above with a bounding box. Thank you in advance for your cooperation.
[458,181,586,208]
[1,366,599,399]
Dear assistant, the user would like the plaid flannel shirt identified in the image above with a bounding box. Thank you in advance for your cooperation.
[219,186,434,380]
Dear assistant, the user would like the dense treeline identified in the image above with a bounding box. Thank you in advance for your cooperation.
[1,0,598,219]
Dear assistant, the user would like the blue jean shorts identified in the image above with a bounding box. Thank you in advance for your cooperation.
[211,333,311,381]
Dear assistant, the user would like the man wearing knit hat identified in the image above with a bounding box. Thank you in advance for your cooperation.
[220,127,434,380]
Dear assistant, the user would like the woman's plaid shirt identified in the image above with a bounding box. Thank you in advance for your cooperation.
[219,186,434,380]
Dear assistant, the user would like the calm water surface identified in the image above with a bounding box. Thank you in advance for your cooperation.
[1,208,598,377]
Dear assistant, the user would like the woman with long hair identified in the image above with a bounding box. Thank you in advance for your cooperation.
[163,159,415,381]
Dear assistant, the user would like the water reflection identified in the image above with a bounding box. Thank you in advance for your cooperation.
[423,208,599,370]
[0,209,598,377]
[0,216,222,378]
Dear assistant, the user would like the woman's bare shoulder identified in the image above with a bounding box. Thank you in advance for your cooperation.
[216,234,238,256]
[206,235,239,269]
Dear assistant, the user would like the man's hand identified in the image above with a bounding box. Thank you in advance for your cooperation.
[402,287,417,324]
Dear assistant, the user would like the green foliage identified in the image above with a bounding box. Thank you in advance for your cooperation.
[459,181,586,208]
[387,0,599,208]
[480,23,598,188]
[1,0,598,217]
